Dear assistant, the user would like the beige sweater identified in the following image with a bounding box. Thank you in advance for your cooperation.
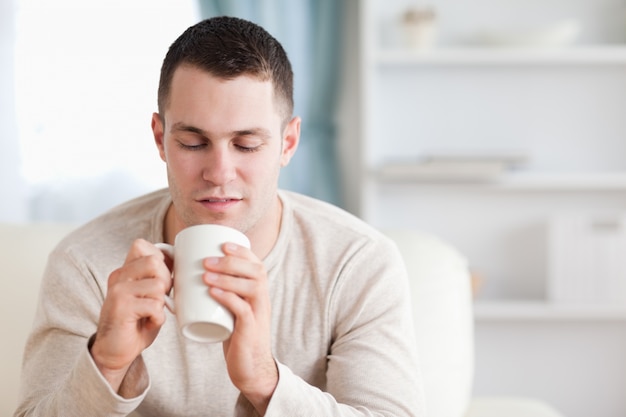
[16,189,424,417]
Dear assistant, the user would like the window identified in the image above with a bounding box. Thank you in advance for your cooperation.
[14,0,199,221]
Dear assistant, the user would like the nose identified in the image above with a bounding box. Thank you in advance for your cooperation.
[202,147,237,185]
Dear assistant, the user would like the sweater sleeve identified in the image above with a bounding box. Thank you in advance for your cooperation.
[14,245,148,416]
[252,236,425,417]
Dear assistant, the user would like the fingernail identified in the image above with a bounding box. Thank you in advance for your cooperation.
[206,257,219,265]
[224,243,237,251]
[206,272,218,282]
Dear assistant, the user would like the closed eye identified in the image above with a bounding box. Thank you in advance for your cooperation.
[235,144,261,153]
[177,141,206,151]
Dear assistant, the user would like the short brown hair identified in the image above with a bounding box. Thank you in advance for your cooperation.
[157,16,294,122]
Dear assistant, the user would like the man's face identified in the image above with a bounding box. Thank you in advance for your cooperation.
[152,65,299,236]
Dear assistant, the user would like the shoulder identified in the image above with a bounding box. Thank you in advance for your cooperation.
[279,190,399,258]
[53,188,171,269]
[281,190,388,236]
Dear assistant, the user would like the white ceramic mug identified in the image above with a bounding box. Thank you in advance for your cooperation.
[156,224,250,343]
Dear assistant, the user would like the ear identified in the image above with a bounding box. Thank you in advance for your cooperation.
[152,112,167,162]
[280,116,301,167]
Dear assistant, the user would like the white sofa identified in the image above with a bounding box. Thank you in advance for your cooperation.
[0,223,564,416]
[384,230,564,417]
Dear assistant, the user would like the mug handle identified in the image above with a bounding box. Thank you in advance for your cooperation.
[155,243,176,314]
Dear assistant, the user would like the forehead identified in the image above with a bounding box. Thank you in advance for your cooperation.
[170,65,274,103]
[164,66,282,131]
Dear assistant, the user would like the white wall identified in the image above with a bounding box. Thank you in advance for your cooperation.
[0,0,27,222]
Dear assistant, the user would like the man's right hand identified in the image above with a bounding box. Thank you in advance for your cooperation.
[90,238,173,394]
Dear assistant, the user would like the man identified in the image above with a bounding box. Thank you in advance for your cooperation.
[16,16,423,416]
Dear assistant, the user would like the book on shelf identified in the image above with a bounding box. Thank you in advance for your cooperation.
[548,214,626,305]
[378,152,529,181]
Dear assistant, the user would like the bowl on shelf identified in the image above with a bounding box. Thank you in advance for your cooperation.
[400,7,438,50]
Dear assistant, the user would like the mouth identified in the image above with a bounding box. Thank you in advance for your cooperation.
[197,196,242,211]
[204,198,237,203]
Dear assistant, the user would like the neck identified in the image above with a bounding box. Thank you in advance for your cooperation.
[162,195,283,260]
[245,195,283,260]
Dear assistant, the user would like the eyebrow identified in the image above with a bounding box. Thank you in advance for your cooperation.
[170,122,272,140]
[170,122,207,137]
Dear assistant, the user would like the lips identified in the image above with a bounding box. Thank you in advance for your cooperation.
[201,197,240,203]
[197,196,241,212]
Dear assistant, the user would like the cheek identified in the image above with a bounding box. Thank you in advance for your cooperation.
[239,154,281,186]
[164,148,200,180]
[260,149,284,173]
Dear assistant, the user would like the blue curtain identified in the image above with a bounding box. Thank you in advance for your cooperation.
[197,0,343,207]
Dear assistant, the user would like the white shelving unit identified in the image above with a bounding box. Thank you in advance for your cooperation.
[359,0,626,308]
[376,46,626,65]
[474,300,626,321]
[354,1,626,416]
[374,170,626,190]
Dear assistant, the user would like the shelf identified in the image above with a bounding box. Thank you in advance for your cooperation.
[375,46,626,66]
[372,170,626,191]
[474,300,626,321]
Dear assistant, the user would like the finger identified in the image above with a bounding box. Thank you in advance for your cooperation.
[125,238,166,264]
[205,266,270,317]
[221,242,255,261]
[106,278,169,311]
[129,277,171,304]
[203,272,260,300]
[203,250,265,283]
[201,244,268,310]
[99,281,168,339]
[108,253,172,292]
[209,286,255,320]
[133,297,168,329]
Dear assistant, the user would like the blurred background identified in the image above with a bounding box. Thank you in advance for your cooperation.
[2,0,626,416]
[1,0,345,223]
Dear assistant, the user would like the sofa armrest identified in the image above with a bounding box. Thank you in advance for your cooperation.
[0,223,76,415]
[384,230,474,417]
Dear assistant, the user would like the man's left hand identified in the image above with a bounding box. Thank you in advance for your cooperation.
[202,242,277,414]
